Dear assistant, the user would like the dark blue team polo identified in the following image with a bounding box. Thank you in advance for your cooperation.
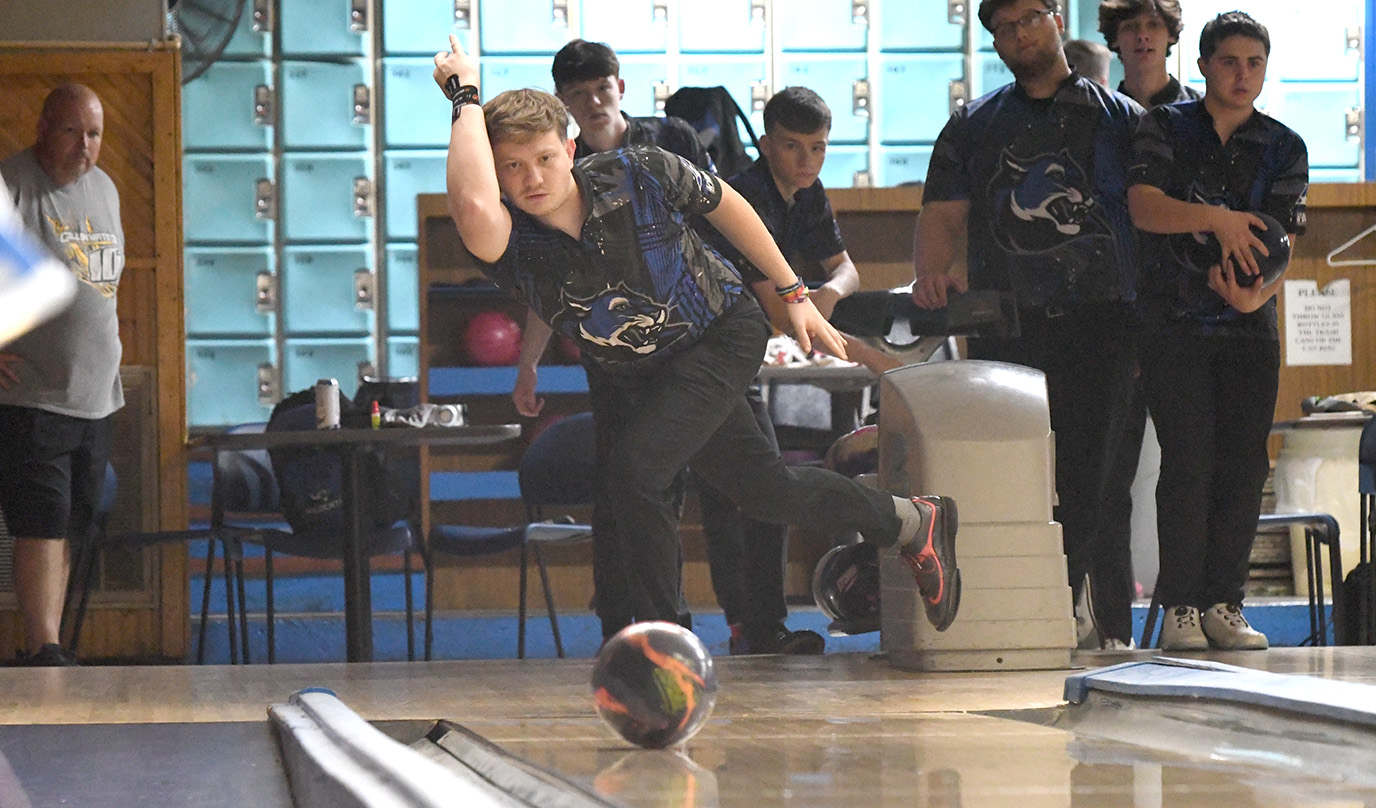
[479,146,744,373]
[719,156,846,286]
[1119,75,1201,108]
[924,72,1144,309]
[1129,100,1308,339]
[575,112,712,170]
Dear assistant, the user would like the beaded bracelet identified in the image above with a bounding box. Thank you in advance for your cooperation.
[776,280,809,304]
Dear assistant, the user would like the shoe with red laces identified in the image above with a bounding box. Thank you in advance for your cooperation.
[896,495,960,631]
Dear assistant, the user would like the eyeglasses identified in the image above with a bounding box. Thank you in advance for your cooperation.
[991,8,1053,41]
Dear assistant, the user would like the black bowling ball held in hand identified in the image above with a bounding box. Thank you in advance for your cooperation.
[1190,211,1291,288]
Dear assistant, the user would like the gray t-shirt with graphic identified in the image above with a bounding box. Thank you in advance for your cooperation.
[0,148,124,418]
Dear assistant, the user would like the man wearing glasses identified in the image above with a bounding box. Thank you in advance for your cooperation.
[911,0,1145,647]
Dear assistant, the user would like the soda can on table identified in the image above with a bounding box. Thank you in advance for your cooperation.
[314,378,340,429]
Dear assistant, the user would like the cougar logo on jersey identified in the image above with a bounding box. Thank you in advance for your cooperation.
[564,283,689,359]
[990,148,1106,254]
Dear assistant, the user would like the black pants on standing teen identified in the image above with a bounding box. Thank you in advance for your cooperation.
[1138,331,1279,609]
[585,296,905,638]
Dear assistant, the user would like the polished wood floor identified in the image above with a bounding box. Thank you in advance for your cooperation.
[4,648,1376,806]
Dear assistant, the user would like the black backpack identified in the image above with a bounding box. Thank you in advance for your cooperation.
[264,387,415,538]
[663,86,761,178]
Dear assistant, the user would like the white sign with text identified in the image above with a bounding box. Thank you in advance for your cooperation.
[1284,279,1352,366]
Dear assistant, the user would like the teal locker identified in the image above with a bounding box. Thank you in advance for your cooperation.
[183,61,273,151]
[679,0,765,53]
[875,145,933,187]
[481,56,556,97]
[387,336,421,379]
[581,0,667,53]
[284,338,375,394]
[183,154,275,244]
[281,152,373,242]
[1312,167,1362,182]
[383,0,472,55]
[281,245,375,336]
[678,56,766,133]
[281,60,371,150]
[1268,84,1361,167]
[386,244,420,333]
[817,145,866,189]
[185,247,276,337]
[1269,3,1361,81]
[280,0,367,56]
[479,0,571,53]
[776,0,866,51]
[881,2,962,50]
[878,54,965,143]
[617,54,670,118]
[221,4,271,58]
[777,53,868,144]
[383,58,453,148]
[187,339,276,426]
[972,52,1014,99]
[383,150,447,240]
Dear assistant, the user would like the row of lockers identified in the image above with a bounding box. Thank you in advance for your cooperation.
[185,244,419,338]
[185,56,1365,167]
[223,0,1366,73]
[181,144,936,246]
[187,335,419,425]
[224,0,979,58]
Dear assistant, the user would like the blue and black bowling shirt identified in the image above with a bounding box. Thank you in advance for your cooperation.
[1129,100,1308,339]
[716,156,846,286]
[478,145,745,373]
[924,72,1145,310]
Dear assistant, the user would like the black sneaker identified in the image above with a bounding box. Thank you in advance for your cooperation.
[896,495,961,631]
[729,623,825,656]
[20,644,77,667]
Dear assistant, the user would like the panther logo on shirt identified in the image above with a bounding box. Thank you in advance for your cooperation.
[563,283,689,360]
[989,147,1107,254]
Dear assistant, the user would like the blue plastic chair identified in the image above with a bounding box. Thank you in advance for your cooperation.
[424,412,596,660]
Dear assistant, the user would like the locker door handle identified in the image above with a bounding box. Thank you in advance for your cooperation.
[254,179,276,221]
[750,82,769,114]
[852,79,871,119]
[1346,26,1362,51]
[652,0,668,21]
[551,0,569,26]
[253,85,274,127]
[352,85,372,125]
[353,177,375,218]
[1346,107,1363,141]
[357,362,376,386]
[949,80,970,114]
[852,0,869,25]
[251,0,273,32]
[750,0,766,23]
[349,0,369,32]
[653,81,670,114]
[255,272,277,313]
[354,269,376,310]
[454,0,472,27]
[853,170,872,189]
[257,364,279,405]
[948,0,967,25]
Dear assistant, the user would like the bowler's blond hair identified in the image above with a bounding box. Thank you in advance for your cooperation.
[482,89,569,145]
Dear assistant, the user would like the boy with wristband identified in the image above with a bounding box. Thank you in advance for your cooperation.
[433,36,962,637]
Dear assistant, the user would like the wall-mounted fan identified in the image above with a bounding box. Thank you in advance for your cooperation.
[167,0,247,84]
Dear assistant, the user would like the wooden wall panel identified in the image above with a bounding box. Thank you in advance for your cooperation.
[0,45,188,661]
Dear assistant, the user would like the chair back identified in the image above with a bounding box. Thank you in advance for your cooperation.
[1360,415,1376,495]
[518,412,597,510]
[213,423,282,514]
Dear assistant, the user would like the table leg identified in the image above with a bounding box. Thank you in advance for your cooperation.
[341,448,374,662]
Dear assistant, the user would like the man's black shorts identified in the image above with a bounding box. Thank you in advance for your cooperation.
[0,405,111,539]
